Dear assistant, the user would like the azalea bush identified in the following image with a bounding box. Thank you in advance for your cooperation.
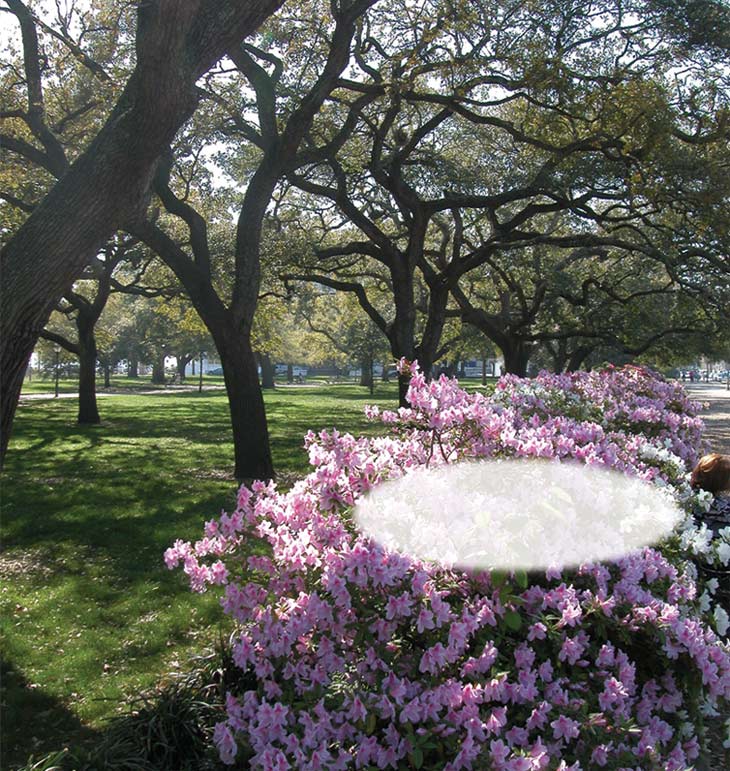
[166,364,730,769]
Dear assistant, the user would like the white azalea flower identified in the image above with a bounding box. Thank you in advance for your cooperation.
[714,605,730,637]
[717,541,730,566]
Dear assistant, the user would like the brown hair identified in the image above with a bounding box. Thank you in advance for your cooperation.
[691,453,730,494]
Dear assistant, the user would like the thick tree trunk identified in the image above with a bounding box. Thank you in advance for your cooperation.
[482,356,488,386]
[502,341,532,376]
[397,373,410,406]
[260,353,275,389]
[0,0,284,465]
[566,345,595,372]
[103,362,111,389]
[550,340,569,374]
[381,362,390,382]
[414,281,449,386]
[176,355,190,381]
[359,356,372,387]
[218,334,274,481]
[77,328,100,425]
[151,354,166,384]
[128,356,138,378]
[389,264,418,408]
[286,363,294,384]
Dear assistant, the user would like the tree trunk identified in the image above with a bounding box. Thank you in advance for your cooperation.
[359,355,373,387]
[260,352,275,389]
[176,355,189,381]
[218,333,274,481]
[415,280,449,385]
[0,0,284,466]
[286,363,293,384]
[502,341,532,376]
[390,264,417,408]
[151,354,166,384]
[482,355,487,386]
[77,326,100,424]
[128,356,138,378]
[381,362,390,382]
[103,363,111,388]
[566,345,595,372]
[397,373,410,406]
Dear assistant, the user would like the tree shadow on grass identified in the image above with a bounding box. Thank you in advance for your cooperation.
[1,657,99,770]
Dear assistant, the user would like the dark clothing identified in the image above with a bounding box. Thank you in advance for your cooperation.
[704,494,730,536]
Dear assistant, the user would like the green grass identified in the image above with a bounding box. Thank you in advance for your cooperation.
[1,381,399,768]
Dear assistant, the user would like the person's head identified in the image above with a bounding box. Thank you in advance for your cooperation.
[691,453,730,494]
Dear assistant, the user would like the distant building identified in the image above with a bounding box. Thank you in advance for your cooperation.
[184,355,222,376]
[461,359,503,378]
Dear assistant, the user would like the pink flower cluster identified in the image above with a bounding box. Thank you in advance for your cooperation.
[166,364,728,769]
[493,365,704,466]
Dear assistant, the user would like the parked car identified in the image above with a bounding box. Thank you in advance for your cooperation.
[207,367,224,375]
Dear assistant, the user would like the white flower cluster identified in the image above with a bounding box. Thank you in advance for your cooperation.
[679,521,714,556]
[714,605,730,637]
[638,443,686,480]
[717,526,730,567]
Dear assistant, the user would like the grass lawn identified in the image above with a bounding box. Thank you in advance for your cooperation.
[1,381,401,768]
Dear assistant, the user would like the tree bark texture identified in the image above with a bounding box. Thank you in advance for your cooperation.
[76,323,100,424]
[359,356,372,387]
[260,353,275,389]
[0,0,284,463]
[218,333,274,481]
[176,355,191,381]
[567,345,595,372]
[151,354,166,384]
[501,341,532,376]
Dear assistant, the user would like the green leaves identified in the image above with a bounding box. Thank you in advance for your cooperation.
[365,712,377,735]
[503,610,523,631]
[408,746,424,769]
[514,569,528,589]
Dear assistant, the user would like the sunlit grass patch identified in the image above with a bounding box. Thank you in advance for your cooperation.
[1,382,398,767]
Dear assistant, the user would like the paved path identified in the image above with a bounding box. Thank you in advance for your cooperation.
[18,382,322,402]
[18,384,226,401]
[684,382,730,455]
